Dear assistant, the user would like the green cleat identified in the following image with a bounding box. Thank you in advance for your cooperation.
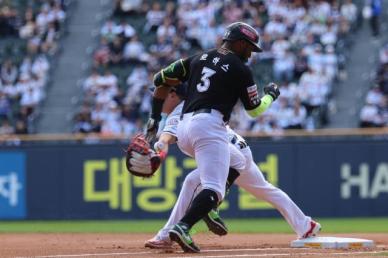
[169,222,200,253]
[203,208,228,236]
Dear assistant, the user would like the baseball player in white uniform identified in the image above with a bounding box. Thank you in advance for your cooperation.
[144,93,321,250]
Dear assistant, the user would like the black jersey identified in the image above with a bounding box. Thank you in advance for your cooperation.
[181,48,260,121]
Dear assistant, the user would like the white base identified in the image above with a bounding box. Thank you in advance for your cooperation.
[291,237,374,249]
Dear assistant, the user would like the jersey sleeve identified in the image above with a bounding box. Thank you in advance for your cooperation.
[153,54,197,88]
[238,65,261,110]
[162,102,184,137]
[163,114,180,137]
[180,54,197,81]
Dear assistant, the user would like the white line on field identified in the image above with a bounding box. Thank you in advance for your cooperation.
[16,251,154,258]
[170,250,386,258]
[16,247,296,258]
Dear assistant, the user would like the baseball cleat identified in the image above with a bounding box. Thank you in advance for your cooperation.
[169,222,200,253]
[144,235,173,249]
[301,220,321,239]
[203,208,228,236]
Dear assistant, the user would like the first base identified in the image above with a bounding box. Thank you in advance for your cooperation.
[291,237,374,249]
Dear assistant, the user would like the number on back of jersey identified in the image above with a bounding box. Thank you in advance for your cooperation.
[197,67,216,92]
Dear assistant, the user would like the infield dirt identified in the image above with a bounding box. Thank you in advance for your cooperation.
[1,233,387,257]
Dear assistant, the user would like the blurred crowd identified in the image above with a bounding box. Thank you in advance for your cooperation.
[0,0,68,135]
[359,43,388,128]
[75,0,362,135]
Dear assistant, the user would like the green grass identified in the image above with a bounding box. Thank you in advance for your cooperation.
[0,217,388,233]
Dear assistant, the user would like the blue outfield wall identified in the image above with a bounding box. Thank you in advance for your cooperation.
[0,137,387,219]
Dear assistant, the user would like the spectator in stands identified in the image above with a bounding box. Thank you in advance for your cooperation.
[41,22,59,54]
[19,56,32,76]
[0,118,14,134]
[257,32,273,59]
[123,35,149,64]
[126,65,148,90]
[36,5,53,35]
[101,19,119,42]
[149,35,173,66]
[287,99,307,129]
[14,119,28,134]
[156,18,176,41]
[31,54,50,80]
[273,50,295,82]
[366,86,385,106]
[341,0,358,25]
[368,0,382,37]
[323,45,338,81]
[376,63,388,95]
[19,7,36,39]
[73,111,93,133]
[1,59,18,84]
[83,69,100,93]
[117,20,136,40]
[299,67,329,116]
[109,37,124,65]
[20,86,41,117]
[320,22,337,46]
[94,38,111,66]
[264,15,287,40]
[50,1,66,30]
[0,5,18,37]
[113,0,144,16]
[222,1,243,24]
[0,91,11,121]
[144,2,165,33]
[379,44,388,64]
[359,103,383,127]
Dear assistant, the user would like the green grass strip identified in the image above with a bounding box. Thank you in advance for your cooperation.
[0,217,387,233]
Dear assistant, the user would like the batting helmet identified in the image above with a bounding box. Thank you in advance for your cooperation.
[223,22,263,52]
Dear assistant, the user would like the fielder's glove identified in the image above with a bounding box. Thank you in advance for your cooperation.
[264,82,280,101]
[125,134,163,178]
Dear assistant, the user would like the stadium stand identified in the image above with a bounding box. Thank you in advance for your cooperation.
[0,0,71,135]
[74,0,362,136]
[359,43,388,127]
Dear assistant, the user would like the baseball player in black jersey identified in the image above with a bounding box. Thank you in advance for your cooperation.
[146,22,280,253]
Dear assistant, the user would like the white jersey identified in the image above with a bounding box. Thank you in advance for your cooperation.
[162,102,248,149]
[162,102,184,137]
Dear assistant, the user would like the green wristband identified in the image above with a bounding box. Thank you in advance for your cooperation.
[247,95,273,118]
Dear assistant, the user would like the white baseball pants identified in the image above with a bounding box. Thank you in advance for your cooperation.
[156,145,312,239]
[177,110,230,201]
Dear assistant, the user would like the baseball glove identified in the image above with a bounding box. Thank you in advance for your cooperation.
[125,134,162,178]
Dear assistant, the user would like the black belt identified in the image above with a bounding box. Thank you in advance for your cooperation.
[180,108,212,120]
[192,108,212,115]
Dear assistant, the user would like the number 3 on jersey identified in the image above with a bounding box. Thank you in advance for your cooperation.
[197,67,216,92]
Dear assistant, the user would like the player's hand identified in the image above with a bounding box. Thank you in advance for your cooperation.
[154,141,168,160]
[154,141,167,153]
[264,82,280,101]
[145,118,159,143]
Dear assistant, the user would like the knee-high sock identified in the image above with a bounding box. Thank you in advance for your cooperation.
[180,189,219,228]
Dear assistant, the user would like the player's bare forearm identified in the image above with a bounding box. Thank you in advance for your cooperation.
[155,133,177,153]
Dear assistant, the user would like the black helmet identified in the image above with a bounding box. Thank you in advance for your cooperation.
[223,22,263,52]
